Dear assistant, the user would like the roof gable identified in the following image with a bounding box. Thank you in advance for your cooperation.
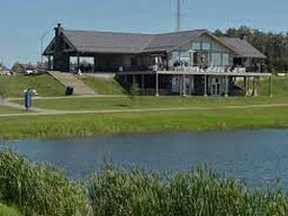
[145,29,207,52]
[220,37,266,59]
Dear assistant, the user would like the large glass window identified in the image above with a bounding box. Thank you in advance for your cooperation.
[168,35,234,68]
[211,53,222,66]
[222,53,229,66]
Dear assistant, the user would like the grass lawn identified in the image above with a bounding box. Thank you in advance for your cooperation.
[0,73,65,98]
[11,95,288,111]
[79,76,126,95]
[0,105,23,114]
[10,76,288,111]
[0,106,288,140]
[1,75,287,139]
[0,203,20,216]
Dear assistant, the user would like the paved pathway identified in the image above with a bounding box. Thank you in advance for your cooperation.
[8,95,127,101]
[0,99,53,112]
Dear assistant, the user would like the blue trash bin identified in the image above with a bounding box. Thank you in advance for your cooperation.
[24,89,32,111]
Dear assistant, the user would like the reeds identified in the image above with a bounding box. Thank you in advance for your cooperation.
[0,149,88,216]
[89,164,288,216]
[1,149,288,216]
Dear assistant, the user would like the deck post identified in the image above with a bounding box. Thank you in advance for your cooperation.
[252,76,256,96]
[141,74,145,95]
[93,56,97,72]
[182,74,186,97]
[189,76,193,95]
[245,76,248,97]
[247,77,250,95]
[224,76,228,97]
[179,75,182,96]
[269,75,273,97]
[132,75,136,85]
[155,72,159,97]
[77,54,80,72]
[204,75,207,97]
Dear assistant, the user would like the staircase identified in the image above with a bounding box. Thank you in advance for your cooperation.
[47,71,97,96]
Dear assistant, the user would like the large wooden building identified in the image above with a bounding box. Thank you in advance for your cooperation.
[43,24,272,97]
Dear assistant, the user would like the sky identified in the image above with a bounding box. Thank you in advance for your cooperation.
[0,0,287,67]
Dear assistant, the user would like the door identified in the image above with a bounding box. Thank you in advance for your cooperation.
[211,77,221,96]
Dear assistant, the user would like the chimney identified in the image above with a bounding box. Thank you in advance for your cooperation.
[240,33,245,40]
[54,23,63,37]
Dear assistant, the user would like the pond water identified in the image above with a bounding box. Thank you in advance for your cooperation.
[1,130,288,189]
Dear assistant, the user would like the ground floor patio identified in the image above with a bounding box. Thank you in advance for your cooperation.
[116,70,273,97]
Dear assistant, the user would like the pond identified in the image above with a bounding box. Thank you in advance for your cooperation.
[1,129,288,189]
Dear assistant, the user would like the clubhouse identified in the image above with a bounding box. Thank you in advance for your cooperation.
[43,24,272,97]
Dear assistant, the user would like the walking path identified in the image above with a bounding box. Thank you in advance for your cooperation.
[8,94,127,101]
[0,99,48,112]
[0,100,288,118]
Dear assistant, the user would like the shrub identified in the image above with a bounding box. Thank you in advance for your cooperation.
[127,82,139,100]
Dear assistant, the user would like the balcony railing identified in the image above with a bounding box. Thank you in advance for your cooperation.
[156,66,247,73]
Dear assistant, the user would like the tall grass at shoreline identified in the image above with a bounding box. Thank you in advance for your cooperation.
[0,202,20,216]
[1,149,288,215]
[89,165,288,216]
[0,149,88,216]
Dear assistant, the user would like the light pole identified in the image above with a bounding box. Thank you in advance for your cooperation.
[0,57,4,70]
[40,31,49,67]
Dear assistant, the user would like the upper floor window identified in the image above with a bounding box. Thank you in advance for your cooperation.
[202,42,210,50]
[192,42,201,50]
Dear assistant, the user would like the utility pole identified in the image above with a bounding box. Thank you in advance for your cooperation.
[176,0,181,32]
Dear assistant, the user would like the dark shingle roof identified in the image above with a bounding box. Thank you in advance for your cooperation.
[47,28,265,58]
[220,37,266,59]
[63,30,154,54]
[62,29,207,54]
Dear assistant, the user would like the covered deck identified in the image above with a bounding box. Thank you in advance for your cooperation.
[117,69,273,97]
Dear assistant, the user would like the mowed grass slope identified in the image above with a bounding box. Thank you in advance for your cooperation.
[260,76,288,96]
[11,76,288,111]
[79,76,126,95]
[0,74,65,98]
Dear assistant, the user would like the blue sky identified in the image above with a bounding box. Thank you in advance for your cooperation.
[0,0,287,67]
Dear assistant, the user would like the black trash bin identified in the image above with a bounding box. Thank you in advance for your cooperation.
[65,86,74,96]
